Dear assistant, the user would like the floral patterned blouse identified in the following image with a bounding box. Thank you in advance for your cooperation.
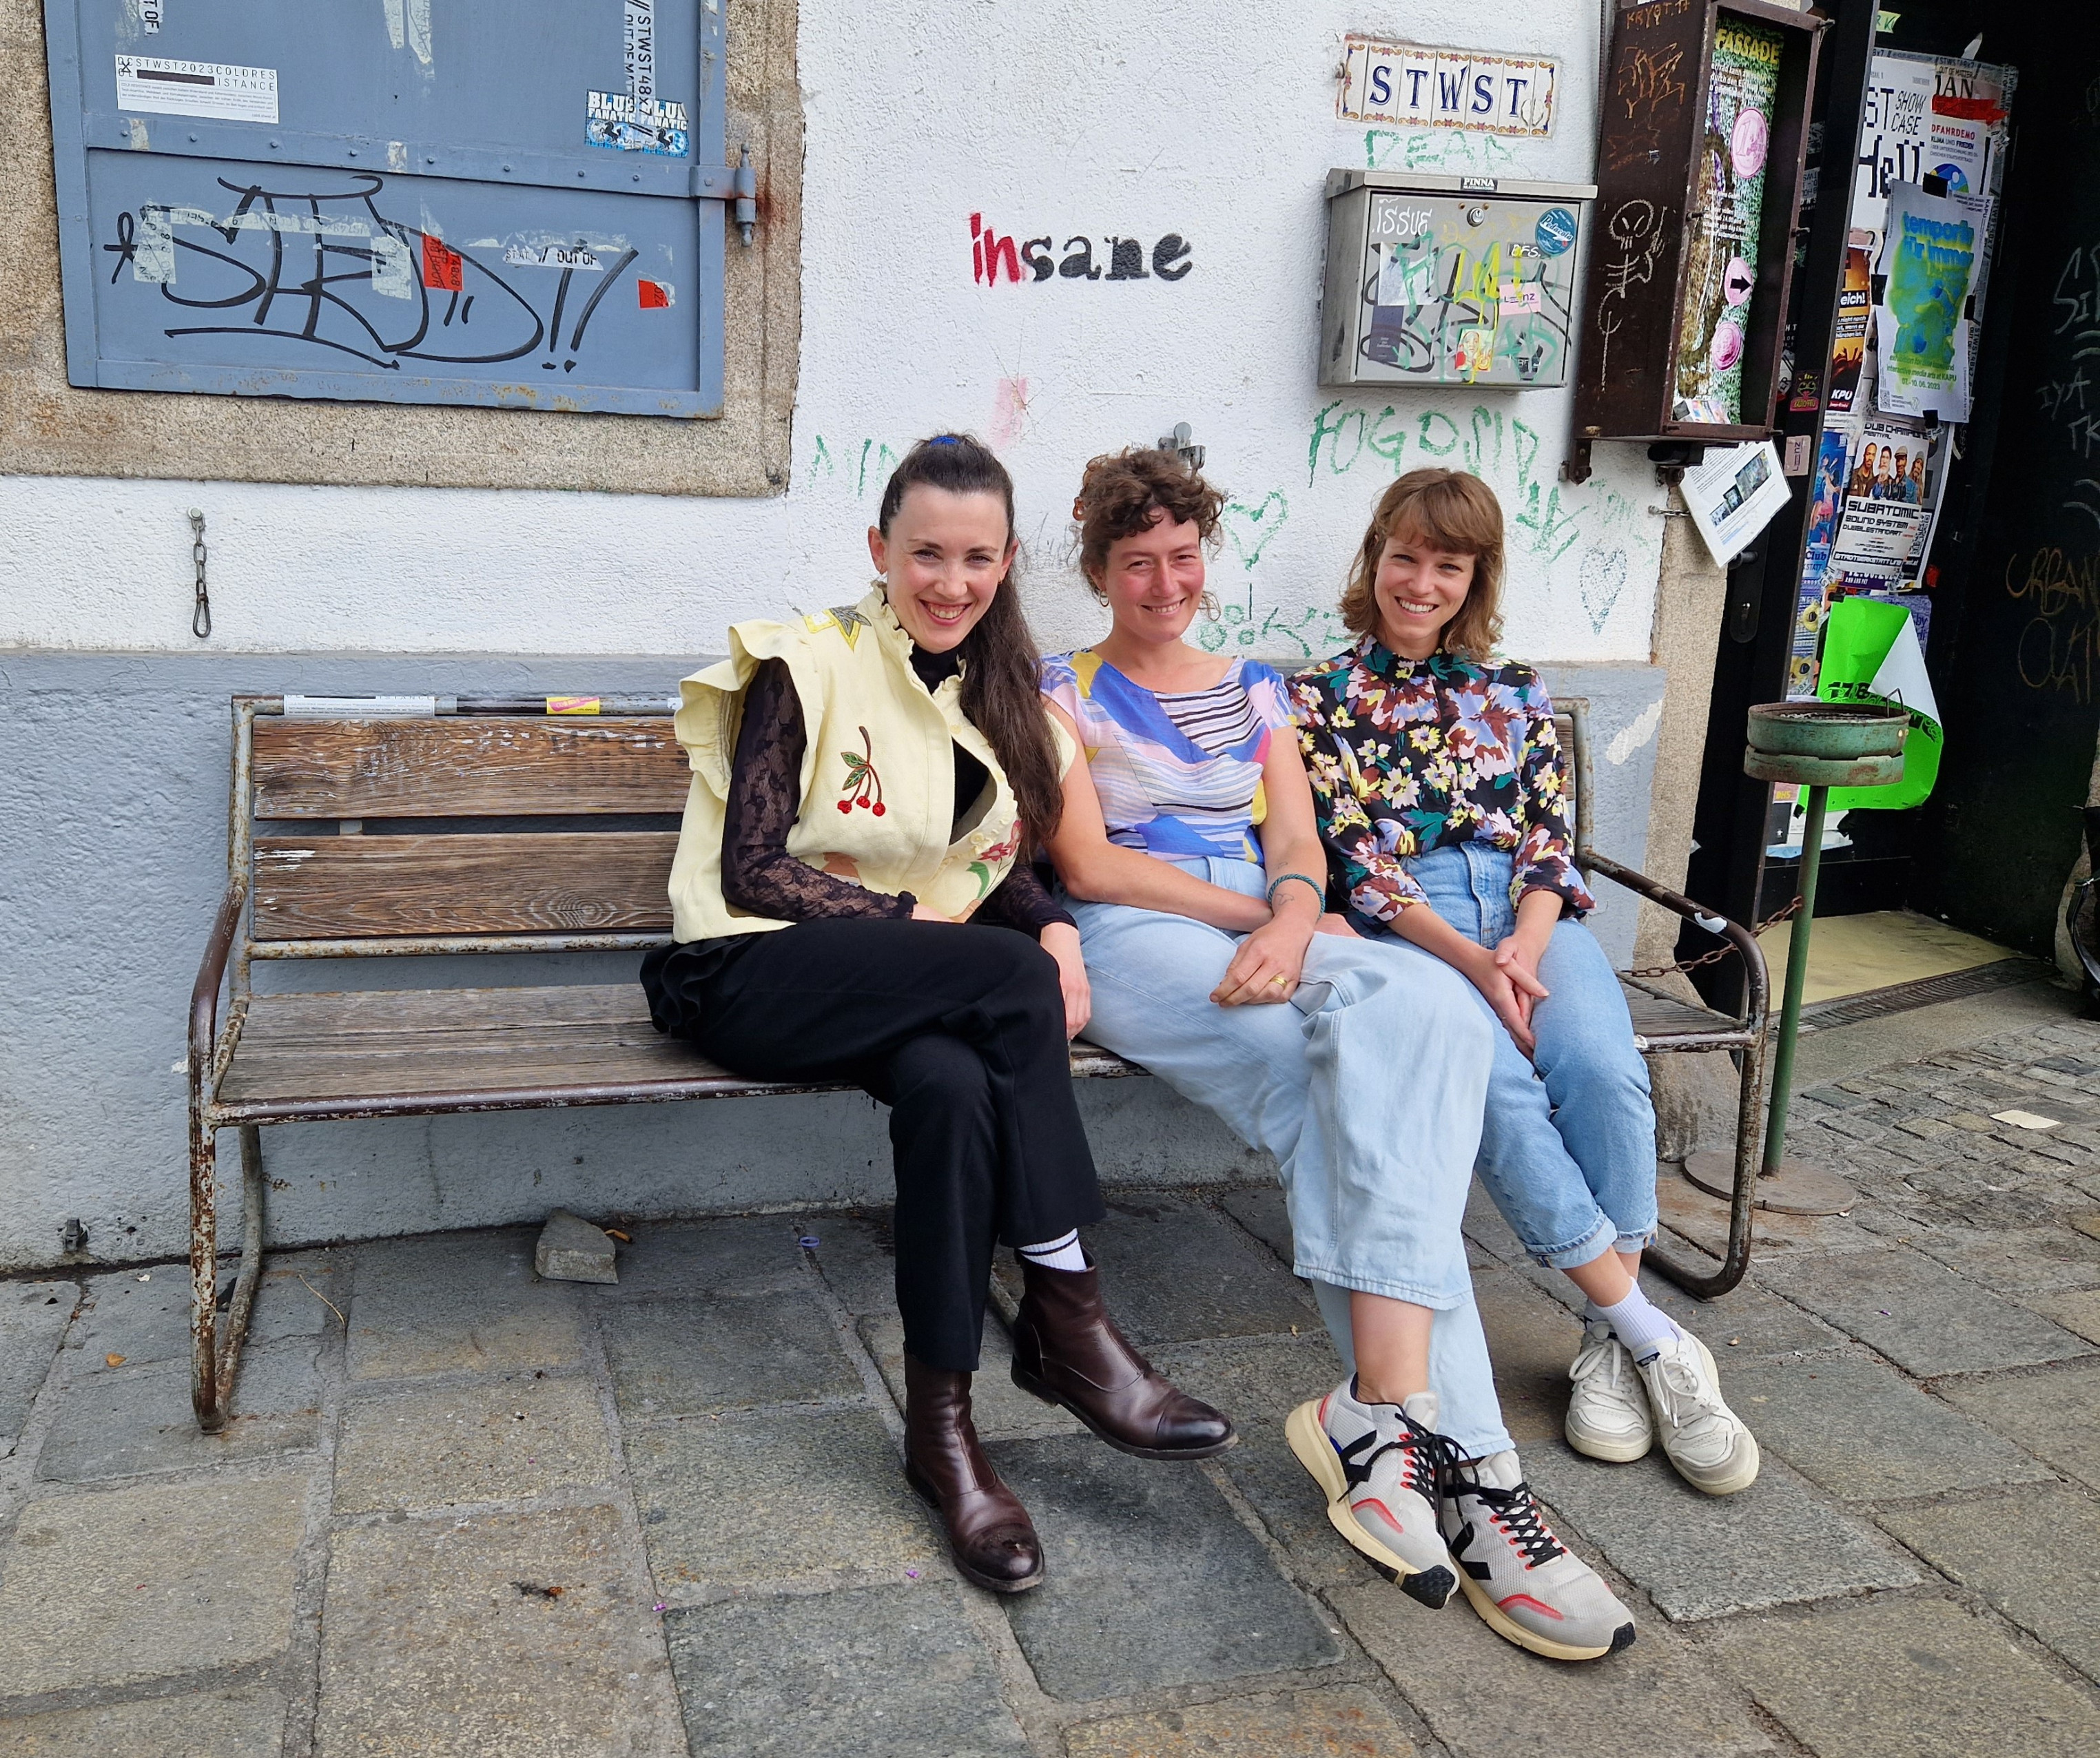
[1288,636,1594,927]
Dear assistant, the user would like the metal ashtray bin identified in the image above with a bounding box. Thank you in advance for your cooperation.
[1716,703,1907,1215]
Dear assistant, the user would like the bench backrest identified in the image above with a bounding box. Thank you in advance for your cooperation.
[235,697,687,955]
[227,691,1598,958]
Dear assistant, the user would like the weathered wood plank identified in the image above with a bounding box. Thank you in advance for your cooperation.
[251,834,676,940]
[252,718,690,818]
[1624,988,1735,1039]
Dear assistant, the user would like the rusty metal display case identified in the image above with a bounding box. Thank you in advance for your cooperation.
[1567,0,1826,480]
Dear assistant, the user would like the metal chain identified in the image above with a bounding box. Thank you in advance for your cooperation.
[1621,894,1803,980]
[189,507,211,639]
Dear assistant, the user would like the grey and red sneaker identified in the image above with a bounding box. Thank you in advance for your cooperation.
[1442,1451,1636,1661]
[1286,1379,1459,1608]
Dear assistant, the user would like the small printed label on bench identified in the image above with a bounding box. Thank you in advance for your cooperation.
[546,696,603,715]
[282,695,440,718]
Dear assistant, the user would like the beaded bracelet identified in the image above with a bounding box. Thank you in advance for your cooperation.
[1266,872,1326,911]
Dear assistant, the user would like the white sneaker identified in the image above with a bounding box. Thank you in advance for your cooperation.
[1636,1331,1760,1496]
[1286,1379,1459,1607]
[1565,1321,1655,1463]
[1443,1451,1638,1662]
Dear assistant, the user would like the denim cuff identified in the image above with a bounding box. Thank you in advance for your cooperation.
[1534,1216,1620,1272]
[1293,1261,1471,1312]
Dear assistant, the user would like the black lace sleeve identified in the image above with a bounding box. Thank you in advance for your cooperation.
[974,860,1075,938]
[719,659,915,922]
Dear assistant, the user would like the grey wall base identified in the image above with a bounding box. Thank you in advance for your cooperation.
[1,650,1662,1273]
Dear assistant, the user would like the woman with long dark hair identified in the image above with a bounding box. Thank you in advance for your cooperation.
[642,434,1232,1595]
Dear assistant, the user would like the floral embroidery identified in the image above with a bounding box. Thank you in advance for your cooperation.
[1290,637,1593,927]
[836,726,886,816]
[967,831,1022,899]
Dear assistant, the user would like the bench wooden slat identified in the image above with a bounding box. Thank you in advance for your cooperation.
[1623,986,1737,1040]
[252,718,690,818]
[251,833,677,940]
[218,987,1138,1114]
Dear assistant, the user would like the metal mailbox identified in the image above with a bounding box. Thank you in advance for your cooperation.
[1319,171,1595,390]
[43,1,734,417]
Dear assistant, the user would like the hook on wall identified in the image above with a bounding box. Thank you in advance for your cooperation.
[1157,422,1205,472]
[188,508,210,639]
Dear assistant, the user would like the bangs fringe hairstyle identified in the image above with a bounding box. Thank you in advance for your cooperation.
[877,433,1064,840]
[1339,468,1505,662]
[1072,446,1227,597]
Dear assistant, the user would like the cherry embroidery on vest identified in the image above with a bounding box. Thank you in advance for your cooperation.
[838,726,886,815]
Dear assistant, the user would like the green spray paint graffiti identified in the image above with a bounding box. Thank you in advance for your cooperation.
[806,437,903,497]
[1365,130,1525,175]
[1306,400,1635,572]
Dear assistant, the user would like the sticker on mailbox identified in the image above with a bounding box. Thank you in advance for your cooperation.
[1534,207,1577,258]
[586,91,690,156]
[115,56,278,125]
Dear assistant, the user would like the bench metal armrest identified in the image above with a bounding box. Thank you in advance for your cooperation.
[190,882,247,1099]
[1582,851,1770,1035]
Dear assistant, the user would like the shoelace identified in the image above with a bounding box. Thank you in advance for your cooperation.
[1572,1334,1643,1407]
[1464,1476,1568,1570]
[1650,1347,1727,1425]
[1346,1407,1463,1511]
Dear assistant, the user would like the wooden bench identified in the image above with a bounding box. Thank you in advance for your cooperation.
[187,692,1767,1431]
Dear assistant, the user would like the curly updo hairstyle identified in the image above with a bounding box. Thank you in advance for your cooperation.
[876,433,1062,840]
[1339,467,1505,662]
[1071,447,1228,599]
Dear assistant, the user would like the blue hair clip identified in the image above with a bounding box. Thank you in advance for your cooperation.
[927,434,961,446]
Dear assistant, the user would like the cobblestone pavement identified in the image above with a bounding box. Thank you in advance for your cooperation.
[3,992,2099,1755]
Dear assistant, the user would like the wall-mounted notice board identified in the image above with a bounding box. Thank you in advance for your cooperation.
[43,1,731,417]
[1568,0,1824,474]
[1319,171,1595,390]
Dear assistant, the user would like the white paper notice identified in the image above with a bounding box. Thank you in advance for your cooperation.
[1683,441,1793,567]
[115,55,278,125]
[1866,612,1940,727]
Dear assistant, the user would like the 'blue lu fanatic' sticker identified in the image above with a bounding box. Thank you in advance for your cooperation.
[586,90,690,156]
[1534,207,1578,258]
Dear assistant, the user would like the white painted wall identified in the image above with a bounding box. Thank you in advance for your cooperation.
[0,1,1658,670]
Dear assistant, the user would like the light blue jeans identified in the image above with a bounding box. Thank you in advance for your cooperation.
[1397,845,1658,1270]
[1067,858,1513,1460]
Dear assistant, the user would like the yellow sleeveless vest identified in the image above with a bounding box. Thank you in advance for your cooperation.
[667,588,1053,942]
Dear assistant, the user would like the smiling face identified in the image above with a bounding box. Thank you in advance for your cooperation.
[866,485,1018,653]
[1372,525,1477,660]
[1093,507,1207,648]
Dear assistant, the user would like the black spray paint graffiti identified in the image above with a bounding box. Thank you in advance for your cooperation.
[101,174,641,373]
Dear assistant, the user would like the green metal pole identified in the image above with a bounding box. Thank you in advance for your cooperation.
[1762,783,1830,1177]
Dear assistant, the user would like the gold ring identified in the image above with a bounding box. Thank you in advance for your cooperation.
[1270,975,1287,986]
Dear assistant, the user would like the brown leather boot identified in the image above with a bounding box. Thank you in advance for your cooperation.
[1009,1258,1237,1460]
[903,1354,1044,1594]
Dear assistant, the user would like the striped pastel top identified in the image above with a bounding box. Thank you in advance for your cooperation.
[1040,650,1292,863]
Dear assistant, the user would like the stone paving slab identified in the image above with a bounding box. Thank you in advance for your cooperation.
[588,1217,811,1302]
[994,1197,1315,1347]
[0,1686,287,1756]
[1933,1358,2100,1491]
[1521,1443,1917,1621]
[70,1254,341,1374]
[334,1372,616,1514]
[1148,1334,1346,1426]
[857,1313,1080,1441]
[316,1503,683,1758]
[1470,1264,1583,1445]
[1062,1684,1419,1757]
[1753,1246,2093,1377]
[1723,1354,2051,1501]
[0,1282,75,1454]
[1906,1225,2100,1296]
[0,1471,308,1696]
[994,1432,1341,1702]
[601,1290,860,1420]
[1656,1177,1888,1259]
[1643,1270,1851,1361]
[35,1341,323,1484]
[347,1231,580,1380]
[1215,1183,1297,1268]
[803,1213,899,1318]
[1213,1433,1381,1593]
[623,1407,936,1593]
[1331,1576,1779,1758]
[664,1581,1028,1757]
[2024,1285,2100,1344]
[1708,1594,2100,1758]
[1877,1484,2100,1683]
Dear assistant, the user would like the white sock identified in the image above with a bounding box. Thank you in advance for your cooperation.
[1018,1230,1087,1272]
[1589,1285,1680,1363]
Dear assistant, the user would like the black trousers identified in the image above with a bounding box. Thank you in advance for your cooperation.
[647,920,1106,1369]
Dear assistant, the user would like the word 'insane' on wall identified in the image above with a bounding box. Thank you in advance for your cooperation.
[969,216,1192,285]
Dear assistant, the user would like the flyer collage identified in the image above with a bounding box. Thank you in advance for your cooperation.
[1784,49,2015,700]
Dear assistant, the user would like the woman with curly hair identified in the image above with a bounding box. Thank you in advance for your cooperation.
[643,435,1233,1599]
[1037,446,1638,1662]
[1293,467,1760,1519]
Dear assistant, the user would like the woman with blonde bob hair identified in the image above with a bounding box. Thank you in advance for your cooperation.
[1036,446,1638,1662]
[1293,469,1762,1535]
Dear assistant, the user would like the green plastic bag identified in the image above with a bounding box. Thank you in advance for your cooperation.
[1815,596,1942,811]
